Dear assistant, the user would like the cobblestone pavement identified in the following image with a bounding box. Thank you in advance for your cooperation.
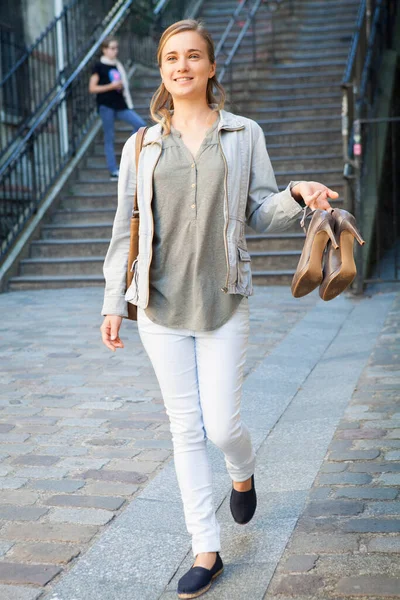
[0,286,317,599]
[264,292,400,600]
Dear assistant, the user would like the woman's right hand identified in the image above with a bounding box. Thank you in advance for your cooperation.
[109,81,123,91]
[100,315,124,352]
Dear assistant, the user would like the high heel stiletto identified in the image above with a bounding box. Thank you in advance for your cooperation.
[291,208,338,298]
[319,208,365,301]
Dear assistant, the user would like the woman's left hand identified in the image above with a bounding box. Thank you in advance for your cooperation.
[291,181,339,211]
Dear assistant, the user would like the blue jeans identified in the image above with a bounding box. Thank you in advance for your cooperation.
[99,105,146,173]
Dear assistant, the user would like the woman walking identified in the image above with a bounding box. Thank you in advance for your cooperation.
[89,36,146,180]
[100,19,337,598]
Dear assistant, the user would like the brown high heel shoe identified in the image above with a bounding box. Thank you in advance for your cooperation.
[291,208,338,298]
[319,208,365,301]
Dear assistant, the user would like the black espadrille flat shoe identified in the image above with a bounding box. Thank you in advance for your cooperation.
[230,474,257,524]
[177,552,224,599]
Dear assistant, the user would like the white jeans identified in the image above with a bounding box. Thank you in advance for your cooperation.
[137,298,256,557]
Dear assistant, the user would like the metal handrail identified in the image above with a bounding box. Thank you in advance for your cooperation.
[0,0,194,259]
[0,0,126,160]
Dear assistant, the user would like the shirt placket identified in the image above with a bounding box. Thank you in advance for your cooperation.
[190,158,197,220]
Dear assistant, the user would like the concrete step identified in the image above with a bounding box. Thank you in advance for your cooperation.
[270,154,343,172]
[260,114,340,133]
[263,127,340,144]
[41,223,112,240]
[228,81,342,95]
[30,239,110,258]
[246,233,305,252]
[8,275,105,291]
[251,270,294,286]
[227,93,342,110]
[233,104,341,120]
[250,250,300,271]
[60,194,116,210]
[19,257,104,276]
[275,169,343,187]
[70,180,118,194]
[267,140,342,158]
[53,209,116,224]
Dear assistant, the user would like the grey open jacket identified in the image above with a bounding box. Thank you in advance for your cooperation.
[101,108,303,317]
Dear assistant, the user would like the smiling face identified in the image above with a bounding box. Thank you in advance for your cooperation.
[159,30,216,102]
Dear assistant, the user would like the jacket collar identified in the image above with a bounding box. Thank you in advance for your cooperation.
[142,107,245,146]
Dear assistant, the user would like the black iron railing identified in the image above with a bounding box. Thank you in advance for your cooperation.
[0,0,140,161]
[341,0,399,290]
[0,0,194,260]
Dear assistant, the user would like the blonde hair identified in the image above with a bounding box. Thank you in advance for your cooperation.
[150,19,226,136]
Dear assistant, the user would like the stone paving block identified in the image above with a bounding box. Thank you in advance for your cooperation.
[288,532,359,554]
[270,574,325,595]
[336,575,400,596]
[83,482,139,496]
[304,500,365,517]
[0,490,39,505]
[28,480,85,492]
[336,428,387,439]
[0,562,61,586]
[0,465,12,475]
[0,541,14,557]
[79,402,123,410]
[7,541,81,564]
[319,463,348,473]
[107,421,153,430]
[329,449,381,461]
[48,507,114,526]
[342,518,400,533]
[334,486,398,500]
[364,501,400,516]
[30,446,88,457]
[84,438,128,447]
[137,449,171,461]
[0,479,28,490]
[56,457,110,471]
[282,555,319,573]
[104,459,160,474]
[378,473,400,485]
[0,425,14,433]
[387,429,400,439]
[0,584,42,600]
[11,455,60,466]
[132,439,173,449]
[317,472,372,485]
[79,469,148,484]
[0,522,97,543]
[0,505,48,521]
[349,461,400,473]
[0,434,31,443]
[0,445,35,455]
[367,536,400,552]
[45,495,125,511]
[385,450,400,460]
[13,467,70,479]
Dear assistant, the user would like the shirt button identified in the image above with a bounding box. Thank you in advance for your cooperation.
[191,163,195,168]
[191,204,196,209]
[191,183,195,188]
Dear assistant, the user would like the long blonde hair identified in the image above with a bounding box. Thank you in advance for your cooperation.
[150,19,226,136]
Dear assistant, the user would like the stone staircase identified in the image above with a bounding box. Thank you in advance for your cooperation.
[8,0,360,291]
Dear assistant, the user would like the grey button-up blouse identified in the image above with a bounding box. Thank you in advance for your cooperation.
[144,115,243,331]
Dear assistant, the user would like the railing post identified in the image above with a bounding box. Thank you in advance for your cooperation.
[353,114,364,294]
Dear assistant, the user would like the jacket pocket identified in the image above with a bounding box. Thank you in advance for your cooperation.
[125,258,139,303]
[237,246,252,292]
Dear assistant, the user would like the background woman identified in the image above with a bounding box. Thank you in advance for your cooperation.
[100,19,337,599]
[89,36,146,179]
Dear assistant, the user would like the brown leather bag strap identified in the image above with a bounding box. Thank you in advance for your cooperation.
[133,126,148,214]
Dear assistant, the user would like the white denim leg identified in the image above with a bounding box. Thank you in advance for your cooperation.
[137,308,221,557]
[195,298,256,483]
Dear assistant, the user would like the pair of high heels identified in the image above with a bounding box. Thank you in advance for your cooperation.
[291,207,365,301]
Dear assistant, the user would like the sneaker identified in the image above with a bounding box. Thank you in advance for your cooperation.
[110,170,119,181]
